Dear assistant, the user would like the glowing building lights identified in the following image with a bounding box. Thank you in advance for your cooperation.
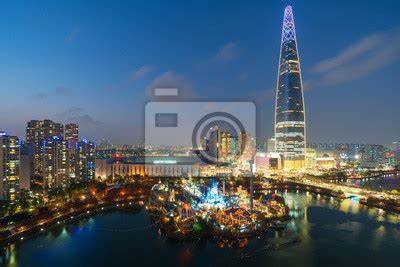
[0,134,20,202]
[275,5,306,169]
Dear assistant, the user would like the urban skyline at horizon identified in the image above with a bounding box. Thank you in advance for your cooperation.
[1,0,399,145]
[1,3,400,266]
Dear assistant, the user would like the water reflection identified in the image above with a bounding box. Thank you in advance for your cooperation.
[1,192,400,267]
[346,173,400,191]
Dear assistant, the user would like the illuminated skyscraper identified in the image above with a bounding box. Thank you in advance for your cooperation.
[274,6,306,169]
[42,136,70,189]
[65,123,79,178]
[0,132,20,202]
[65,123,79,144]
[26,119,64,175]
[76,139,96,181]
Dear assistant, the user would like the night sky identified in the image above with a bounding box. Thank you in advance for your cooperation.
[0,0,399,145]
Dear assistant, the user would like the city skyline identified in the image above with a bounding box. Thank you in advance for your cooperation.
[0,0,399,145]
[0,3,399,266]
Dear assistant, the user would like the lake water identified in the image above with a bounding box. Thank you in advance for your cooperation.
[2,192,400,267]
[346,173,400,191]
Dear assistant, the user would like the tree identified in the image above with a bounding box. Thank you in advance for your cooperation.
[390,189,400,195]
[18,190,31,212]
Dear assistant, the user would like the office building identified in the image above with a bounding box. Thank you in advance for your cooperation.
[274,6,306,169]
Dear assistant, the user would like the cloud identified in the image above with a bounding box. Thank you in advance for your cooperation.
[129,66,154,81]
[302,79,318,92]
[55,107,102,127]
[66,114,102,127]
[55,106,84,118]
[309,28,400,87]
[211,42,240,62]
[33,86,74,100]
[312,33,386,73]
[65,28,79,43]
[145,71,196,101]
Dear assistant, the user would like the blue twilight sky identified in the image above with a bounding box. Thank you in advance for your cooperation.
[0,0,399,145]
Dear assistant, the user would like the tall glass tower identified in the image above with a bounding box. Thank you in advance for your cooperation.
[275,6,306,169]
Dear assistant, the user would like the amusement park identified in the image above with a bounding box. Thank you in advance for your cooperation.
[147,177,289,241]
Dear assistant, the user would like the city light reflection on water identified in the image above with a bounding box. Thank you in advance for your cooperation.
[1,192,399,267]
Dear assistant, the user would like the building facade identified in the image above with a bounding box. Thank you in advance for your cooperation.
[26,119,64,175]
[265,137,276,153]
[0,132,20,202]
[274,6,306,169]
[65,123,79,179]
[42,137,70,189]
[76,140,96,182]
[19,142,34,190]
[95,156,199,180]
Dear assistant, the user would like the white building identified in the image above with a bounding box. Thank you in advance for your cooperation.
[95,156,199,181]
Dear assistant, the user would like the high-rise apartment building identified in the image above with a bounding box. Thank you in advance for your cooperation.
[26,119,64,176]
[65,123,79,179]
[0,132,20,202]
[19,142,34,190]
[76,139,96,181]
[42,136,70,189]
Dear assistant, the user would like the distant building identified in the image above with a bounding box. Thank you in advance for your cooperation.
[76,139,96,182]
[0,132,20,202]
[315,157,336,169]
[219,131,231,160]
[230,136,239,155]
[384,142,400,169]
[206,126,220,164]
[239,131,255,166]
[265,137,276,153]
[361,144,384,168]
[305,148,316,169]
[219,132,239,161]
[308,143,387,168]
[42,136,70,189]
[97,139,113,150]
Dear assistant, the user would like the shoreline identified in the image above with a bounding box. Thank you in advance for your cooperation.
[2,179,399,247]
[262,181,345,198]
[0,196,146,247]
[263,181,400,214]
